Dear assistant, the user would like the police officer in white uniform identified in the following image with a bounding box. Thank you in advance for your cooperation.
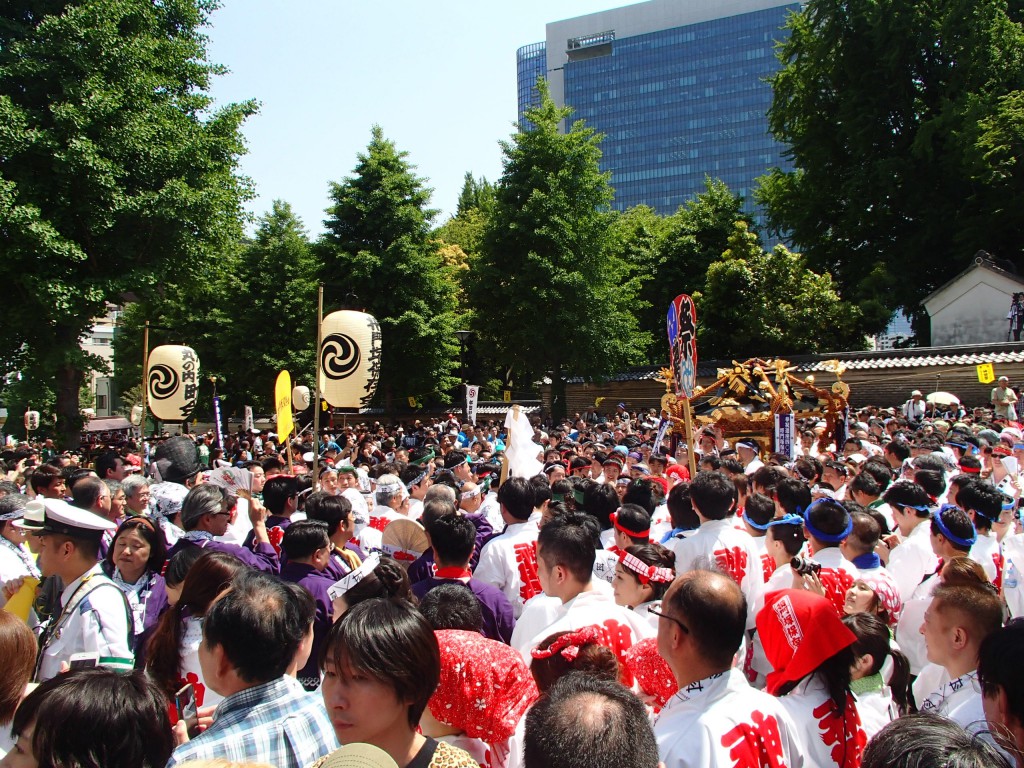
[15,498,133,681]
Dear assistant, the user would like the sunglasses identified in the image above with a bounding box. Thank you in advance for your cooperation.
[648,605,690,634]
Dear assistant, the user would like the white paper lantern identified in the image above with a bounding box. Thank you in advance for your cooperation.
[130,404,144,426]
[292,385,311,411]
[318,311,381,408]
[24,410,40,432]
[147,345,201,421]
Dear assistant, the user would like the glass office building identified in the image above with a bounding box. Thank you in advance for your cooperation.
[517,1,799,216]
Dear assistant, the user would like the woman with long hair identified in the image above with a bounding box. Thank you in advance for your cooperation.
[757,589,866,768]
[144,551,246,712]
[0,611,36,757]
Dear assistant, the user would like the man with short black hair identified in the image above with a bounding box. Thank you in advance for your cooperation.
[279,520,335,690]
[670,471,763,628]
[411,513,514,643]
[957,480,1005,583]
[897,505,977,678]
[884,481,939,602]
[243,474,298,554]
[525,672,659,768]
[801,498,858,614]
[475,477,542,617]
[30,464,67,500]
[167,570,338,767]
[511,511,653,665]
[654,570,802,767]
[94,451,127,482]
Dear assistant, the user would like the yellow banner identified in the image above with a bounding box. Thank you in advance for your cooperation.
[977,363,995,384]
[275,370,293,439]
[502,390,511,403]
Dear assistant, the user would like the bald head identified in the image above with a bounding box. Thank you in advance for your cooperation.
[664,570,746,668]
[524,672,658,768]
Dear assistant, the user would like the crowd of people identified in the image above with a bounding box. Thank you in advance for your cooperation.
[1,395,1024,768]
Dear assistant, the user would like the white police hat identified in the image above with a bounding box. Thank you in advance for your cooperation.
[15,498,116,536]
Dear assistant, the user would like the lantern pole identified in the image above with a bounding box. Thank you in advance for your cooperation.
[141,320,150,448]
[312,284,324,488]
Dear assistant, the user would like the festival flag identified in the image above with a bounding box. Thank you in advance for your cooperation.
[275,370,293,441]
[466,385,480,426]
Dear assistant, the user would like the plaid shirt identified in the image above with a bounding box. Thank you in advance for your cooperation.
[167,675,338,768]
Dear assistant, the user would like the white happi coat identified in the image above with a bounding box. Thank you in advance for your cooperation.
[672,519,764,628]
[969,531,1001,584]
[510,589,654,667]
[474,518,542,618]
[777,676,866,768]
[1002,533,1024,618]
[895,567,941,675]
[887,521,939,603]
[654,668,804,768]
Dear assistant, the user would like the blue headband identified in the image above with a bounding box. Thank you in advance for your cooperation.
[742,510,770,531]
[803,499,853,543]
[766,513,805,529]
[405,468,429,490]
[933,505,977,548]
[1003,497,1016,512]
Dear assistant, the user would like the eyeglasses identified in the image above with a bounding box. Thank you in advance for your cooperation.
[647,606,689,634]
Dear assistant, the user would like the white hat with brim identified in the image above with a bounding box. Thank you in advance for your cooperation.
[15,498,116,535]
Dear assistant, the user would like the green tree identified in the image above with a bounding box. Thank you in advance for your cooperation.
[468,79,649,417]
[696,222,865,358]
[321,126,460,406]
[0,0,256,446]
[757,0,1024,333]
[634,178,753,362]
[217,201,318,410]
[455,172,495,217]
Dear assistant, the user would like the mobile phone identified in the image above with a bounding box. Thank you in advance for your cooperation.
[68,652,99,669]
[174,683,198,731]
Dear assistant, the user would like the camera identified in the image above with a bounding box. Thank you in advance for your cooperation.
[791,556,821,576]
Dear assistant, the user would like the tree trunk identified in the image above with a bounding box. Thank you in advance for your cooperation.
[55,362,85,450]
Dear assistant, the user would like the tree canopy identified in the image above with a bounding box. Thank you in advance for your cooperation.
[320,126,461,407]
[696,222,865,358]
[468,79,649,416]
[0,0,256,445]
[757,0,1024,335]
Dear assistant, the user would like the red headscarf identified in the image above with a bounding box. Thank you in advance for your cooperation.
[756,589,857,696]
[623,638,678,710]
[429,630,539,743]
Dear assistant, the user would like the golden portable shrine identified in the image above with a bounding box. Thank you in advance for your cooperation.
[658,357,851,456]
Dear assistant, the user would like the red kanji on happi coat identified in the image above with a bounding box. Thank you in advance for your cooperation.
[514,541,542,603]
[818,568,855,615]
[720,710,788,768]
[812,693,866,768]
[714,546,749,585]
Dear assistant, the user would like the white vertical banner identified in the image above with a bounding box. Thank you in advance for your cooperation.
[774,413,795,457]
[244,405,254,433]
[465,385,480,426]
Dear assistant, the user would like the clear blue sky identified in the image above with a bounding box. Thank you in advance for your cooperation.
[204,1,630,237]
